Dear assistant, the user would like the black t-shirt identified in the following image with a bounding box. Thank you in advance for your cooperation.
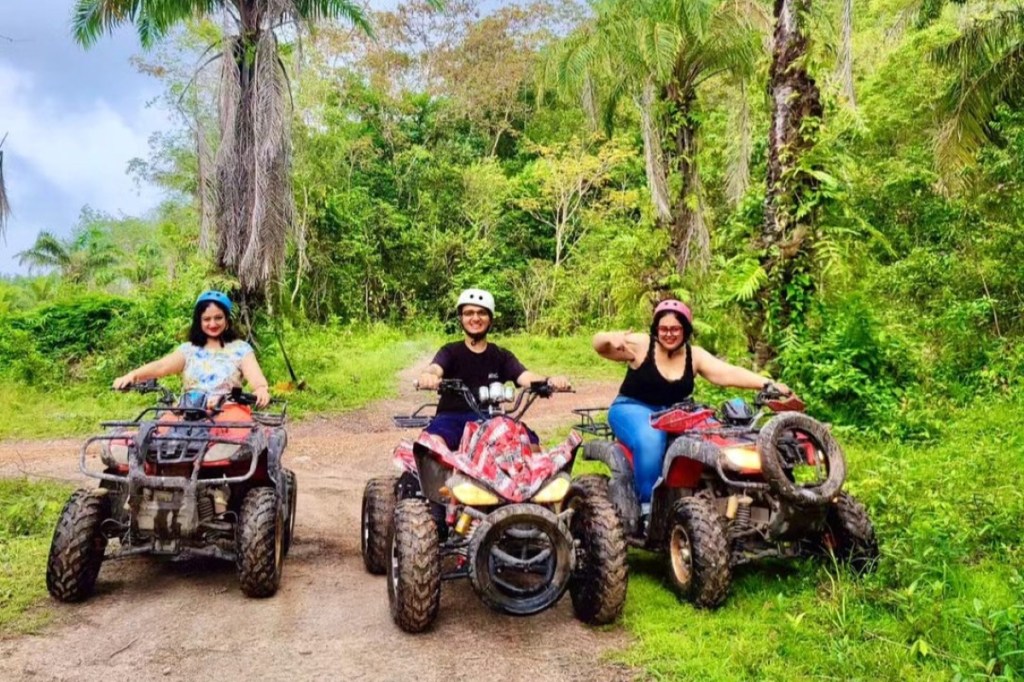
[431,341,527,413]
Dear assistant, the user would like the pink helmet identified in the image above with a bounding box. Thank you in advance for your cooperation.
[654,299,693,325]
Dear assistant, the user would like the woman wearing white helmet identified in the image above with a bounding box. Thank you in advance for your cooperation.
[417,288,571,448]
[112,290,272,408]
[593,298,795,508]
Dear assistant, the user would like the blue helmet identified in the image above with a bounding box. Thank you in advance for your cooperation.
[195,290,233,314]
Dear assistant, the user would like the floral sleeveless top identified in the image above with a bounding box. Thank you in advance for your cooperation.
[178,340,254,397]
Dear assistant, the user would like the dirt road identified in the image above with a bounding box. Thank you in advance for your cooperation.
[0,366,634,682]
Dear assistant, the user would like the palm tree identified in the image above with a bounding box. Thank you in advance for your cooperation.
[932,3,1024,185]
[71,0,382,297]
[17,227,119,284]
[548,0,765,275]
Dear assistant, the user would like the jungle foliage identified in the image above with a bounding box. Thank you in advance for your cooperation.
[1,2,1024,673]
[3,0,1021,437]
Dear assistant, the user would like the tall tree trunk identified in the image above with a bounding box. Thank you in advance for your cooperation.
[668,85,707,276]
[758,0,823,367]
[726,82,752,205]
[839,0,856,108]
[634,79,672,226]
[215,30,293,299]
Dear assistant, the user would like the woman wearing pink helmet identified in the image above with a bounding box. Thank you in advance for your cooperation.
[593,299,794,509]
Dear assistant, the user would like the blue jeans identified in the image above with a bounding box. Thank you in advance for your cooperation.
[425,412,539,451]
[607,396,667,503]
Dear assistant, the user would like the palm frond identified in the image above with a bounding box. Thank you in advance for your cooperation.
[17,232,72,272]
[72,0,216,48]
[935,29,1024,181]
[293,0,374,37]
[933,6,1024,71]
[0,147,10,242]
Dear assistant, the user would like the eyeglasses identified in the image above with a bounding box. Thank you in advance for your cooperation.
[461,310,489,319]
[657,326,683,335]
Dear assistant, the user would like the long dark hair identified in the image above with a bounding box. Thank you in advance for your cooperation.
[188,301,238,347]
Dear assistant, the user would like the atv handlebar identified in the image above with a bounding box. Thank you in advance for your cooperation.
[755,383,805,412]
[115,380,287,424]
[415,378,570,422]
[119,379,176,405]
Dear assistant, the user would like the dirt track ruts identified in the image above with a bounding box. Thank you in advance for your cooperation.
[0,361,634,682]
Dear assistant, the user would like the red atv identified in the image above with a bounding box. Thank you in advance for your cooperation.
[361,379,627,633]
[46,381,296,601]
[572,385,878,608]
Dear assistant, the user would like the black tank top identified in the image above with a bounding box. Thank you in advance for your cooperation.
[617,338,695,407]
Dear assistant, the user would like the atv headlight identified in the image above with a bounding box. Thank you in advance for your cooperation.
[532,474,571,503]
[721,446,761,472]
[448,476,501,506]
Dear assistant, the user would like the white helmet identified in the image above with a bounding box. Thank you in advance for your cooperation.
[456,288,495,315]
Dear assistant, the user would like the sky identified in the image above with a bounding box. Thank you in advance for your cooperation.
[0,0,511,276]
[0,1,174,275]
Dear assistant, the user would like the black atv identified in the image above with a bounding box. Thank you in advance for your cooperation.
[46,381,296,601]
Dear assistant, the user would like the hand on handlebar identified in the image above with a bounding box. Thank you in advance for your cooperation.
[546,375,572,392]
[112,372,138,391]
[416,372,441,391]
[253,386,271,408]
[760,381,801,408]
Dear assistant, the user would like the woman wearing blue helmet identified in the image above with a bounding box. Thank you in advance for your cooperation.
[112,290,271,407]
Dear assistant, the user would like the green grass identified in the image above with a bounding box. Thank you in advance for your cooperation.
[0,479,74,635]
[607,395,1024,680]
[257,323,442,415]
[499,332,624,382]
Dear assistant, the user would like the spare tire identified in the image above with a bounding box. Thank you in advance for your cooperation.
[757,412,845,506]
[468,504,574,616]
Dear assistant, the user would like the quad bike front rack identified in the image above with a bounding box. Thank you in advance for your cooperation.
[393,402,436,429]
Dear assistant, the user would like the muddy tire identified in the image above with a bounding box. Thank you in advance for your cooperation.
[758,412,846,507]
[823,492,879,574]
[236,487,283,598]
[567,479,628,625]
[282,469,297,556]
[570,474,611,498]
[46,489,111,602]
[361,477,397,575]
[388,499,441,633]
[666,497,731,608]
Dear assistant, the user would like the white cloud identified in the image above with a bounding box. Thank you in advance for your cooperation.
[0,60,168,218]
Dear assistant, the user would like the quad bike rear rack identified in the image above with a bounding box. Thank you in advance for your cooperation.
[571,407,613,439]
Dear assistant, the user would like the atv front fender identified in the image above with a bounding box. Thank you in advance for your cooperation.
[581,440,641,536]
